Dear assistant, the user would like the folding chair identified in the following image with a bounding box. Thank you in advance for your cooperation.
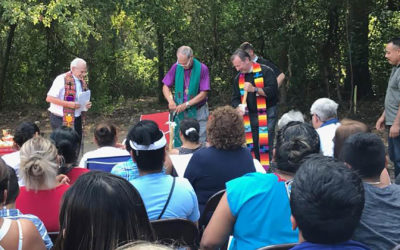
[199,189,228,250]
[151,218,199,249]
[257,243,297,250]
[48,231,59,244]
[199,189,225,234]
[86,155,131,172]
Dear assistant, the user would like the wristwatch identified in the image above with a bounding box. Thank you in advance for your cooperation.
[186,101,190,108]
[254,87,259,93]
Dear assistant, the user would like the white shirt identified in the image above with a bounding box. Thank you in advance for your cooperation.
[1,151,24,186]
[79,146,130,168]
[1,151,19,170]
[47,73,83,117]
[316,123,341,157]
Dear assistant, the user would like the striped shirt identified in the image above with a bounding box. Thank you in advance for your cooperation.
[0,209,53,249]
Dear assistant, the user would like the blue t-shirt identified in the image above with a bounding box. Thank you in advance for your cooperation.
[226,172,298,250]
[131,172,200,222]
[184,146,255,213]
[291,240,369,250]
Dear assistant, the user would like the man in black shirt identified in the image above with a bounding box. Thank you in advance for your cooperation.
[240,42,285,88]
[231,49,278,164]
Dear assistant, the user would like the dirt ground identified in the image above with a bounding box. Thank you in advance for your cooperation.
[0,96,394,178]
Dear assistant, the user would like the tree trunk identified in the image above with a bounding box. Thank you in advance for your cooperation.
[0,24,17,109]
[320,3,340,99]
[345,0,372,98]
[156,28,165,103]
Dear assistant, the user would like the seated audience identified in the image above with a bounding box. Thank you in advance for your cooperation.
[54,171,154,250]
[185,106,256,213]
[128,120,200,222]
[0,160,52,249]
[16,137,69,232]
[169,118,203,155]
[79,122,128,167]
[0,159,46,250]
[201,121,320,249]
[50,126,89,184]
[290,154,368,250]
[310,97,340,156]
[1,122,40,184]
[340,132,400,249]
[334,119,391,185]
[277,110,304,129]
[333,119,369,158]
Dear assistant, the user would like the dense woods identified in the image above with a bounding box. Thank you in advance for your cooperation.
[1,0,400,112]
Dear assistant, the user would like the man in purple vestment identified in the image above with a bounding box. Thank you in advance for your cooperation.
[162,46,210,143]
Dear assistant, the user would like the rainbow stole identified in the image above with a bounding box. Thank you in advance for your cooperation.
[63,72,76,127]
[239,63,269,170]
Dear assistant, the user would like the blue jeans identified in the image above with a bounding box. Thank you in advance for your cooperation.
[388,130,400,177]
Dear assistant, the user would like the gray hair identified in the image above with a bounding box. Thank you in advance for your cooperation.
[19,137,58,191]
[176,46,193,58]
[70,58,86,70]
[278,110,305,129]
[230,49,251,62]
[310,98,339,122]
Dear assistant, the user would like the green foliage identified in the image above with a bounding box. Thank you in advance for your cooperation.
[0,0,399,113]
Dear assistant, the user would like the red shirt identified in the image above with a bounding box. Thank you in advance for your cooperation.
[16,184,69,232]
[67,167,89,185]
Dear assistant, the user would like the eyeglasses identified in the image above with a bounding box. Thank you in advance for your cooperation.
[177,56,192,68]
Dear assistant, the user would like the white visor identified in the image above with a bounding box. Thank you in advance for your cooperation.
[129,134,167,151]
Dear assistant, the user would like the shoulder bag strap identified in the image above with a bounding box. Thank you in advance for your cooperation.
[157,177,176,220]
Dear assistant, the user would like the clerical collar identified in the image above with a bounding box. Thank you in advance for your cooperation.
[253,55,258,62]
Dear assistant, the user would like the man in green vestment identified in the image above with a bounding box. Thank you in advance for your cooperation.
[162,46,210,147]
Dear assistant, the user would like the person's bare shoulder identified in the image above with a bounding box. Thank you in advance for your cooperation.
[19,219,46,250]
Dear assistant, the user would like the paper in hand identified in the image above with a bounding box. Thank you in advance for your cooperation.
[78,90,91,112]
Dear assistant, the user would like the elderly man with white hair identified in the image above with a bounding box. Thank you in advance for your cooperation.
[310,98,340,156]
[277,110,305,129]
[46,58,92,141]
[162,46,210,147]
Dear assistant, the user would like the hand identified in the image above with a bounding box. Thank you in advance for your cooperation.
[375,116,385,131]
[85,101,92,110]
[115,142,126,150]
[56,174,70,185]
[236,104,246,116]
[168,101,177,111]
[175,103,187,114]
[243,82,256,92]
[390,123,400,138]
[70,102,80,109]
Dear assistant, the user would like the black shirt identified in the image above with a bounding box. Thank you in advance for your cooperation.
[256,56,282,78]
[231,64,278,112]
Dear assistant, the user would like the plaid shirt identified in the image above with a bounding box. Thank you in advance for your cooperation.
[111,159,167,182]
[111,158,140,182]
[0,208,53,249]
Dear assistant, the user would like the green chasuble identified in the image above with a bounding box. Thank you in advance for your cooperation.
[173,58,201,147]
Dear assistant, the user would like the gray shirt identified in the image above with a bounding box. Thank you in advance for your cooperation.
[353,183,400,250]
[384,66,400,125]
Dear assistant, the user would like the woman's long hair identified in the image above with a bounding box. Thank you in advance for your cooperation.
[55,171,154,250]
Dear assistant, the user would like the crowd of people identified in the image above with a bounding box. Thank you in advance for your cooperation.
[0,38,400,249]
